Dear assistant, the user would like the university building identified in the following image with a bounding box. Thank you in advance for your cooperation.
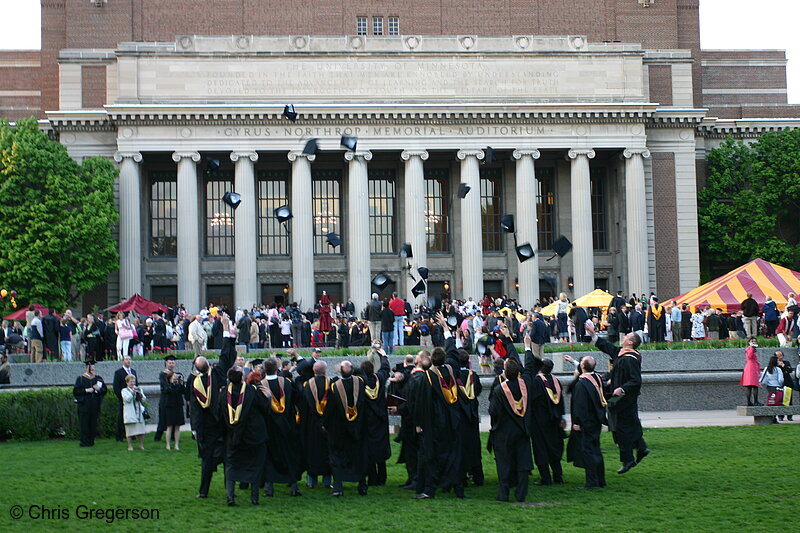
[1,1,798,314]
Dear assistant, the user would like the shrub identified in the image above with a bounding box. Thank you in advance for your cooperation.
[0,387,118,441]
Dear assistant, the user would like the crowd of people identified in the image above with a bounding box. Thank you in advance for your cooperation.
[72,310,651,503]
[5,289,800,382]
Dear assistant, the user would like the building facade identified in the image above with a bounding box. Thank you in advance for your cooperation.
[1,1,798,314]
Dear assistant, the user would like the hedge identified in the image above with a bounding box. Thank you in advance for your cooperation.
[0,387,118,441]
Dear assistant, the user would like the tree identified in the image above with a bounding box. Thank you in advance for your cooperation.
[698,128,800,272]
[0,117,119,311]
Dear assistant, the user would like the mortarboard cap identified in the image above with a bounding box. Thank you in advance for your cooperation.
[515,242,535,263]
[457,182,471,199]
[205,157,220,171]
[326,233,342,248]
[164,355,177,361]
[500,214,515,233]
[222,191,241,209]
[85,359,96,366]
[340,135,358,151]
[417,266,429,280]
[282,104,298,122]
[250,358,264,367]
[371,272,394,289]
[549,235,573,260]
[484,146,496,164]
[274,205,293,223]
[302,138,319,156]
[411,280,427,297]
[400,243,413,258]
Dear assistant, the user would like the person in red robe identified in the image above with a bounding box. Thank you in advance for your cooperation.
[319,292,333,347]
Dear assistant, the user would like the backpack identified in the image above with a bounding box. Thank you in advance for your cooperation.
[420,323,430,336]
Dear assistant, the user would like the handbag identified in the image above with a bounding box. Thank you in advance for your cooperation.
[766,388,784,406]
[783,387,793,406]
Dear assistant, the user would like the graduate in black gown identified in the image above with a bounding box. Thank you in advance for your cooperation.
[411,321,463,499]
[455,348,484,487]
[357,354,391,486]
[522,336,566,486]
[259,358,303,497]
[299,360,332,489]
[568,355,608,489]
[162,361,187,450]
[325,360,369,497]
[187,337,235,498]
[590,327,649,474]
[72,360,107,447]
[154,355,177,442]
[389,354,424,489]
[488,358,533,502]
[219,367,269,506]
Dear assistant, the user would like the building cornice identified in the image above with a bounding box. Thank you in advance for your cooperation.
[698,117,800,138]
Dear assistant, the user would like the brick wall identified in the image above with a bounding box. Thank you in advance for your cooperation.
[81,65,106,109]
[0,51,42,120]
[652,152,680,299]
[648,64,673,106]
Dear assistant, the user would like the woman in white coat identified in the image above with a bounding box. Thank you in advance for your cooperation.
[121,374,146,451]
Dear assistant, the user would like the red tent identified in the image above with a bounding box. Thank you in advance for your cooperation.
[108,294,169,315]
[4,303,61,321]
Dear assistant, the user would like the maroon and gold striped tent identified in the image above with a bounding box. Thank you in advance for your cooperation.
[669,259,800,313]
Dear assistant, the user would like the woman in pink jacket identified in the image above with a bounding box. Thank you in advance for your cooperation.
[740,337,762,406]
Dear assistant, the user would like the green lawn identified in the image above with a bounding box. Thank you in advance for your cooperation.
[0,425,797,532]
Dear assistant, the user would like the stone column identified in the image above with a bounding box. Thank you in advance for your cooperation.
[512,149,541,309]
[623,148,651,296]
[345,150,372,316]
[401,150,429,304]
[288,151,315,311]
[568,149,596,298]
[231,151,259,309]
[172,151,201,313]
[457,149,485,301]
[114,151,143,299]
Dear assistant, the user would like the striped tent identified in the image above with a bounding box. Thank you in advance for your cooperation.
[669,259,800,313]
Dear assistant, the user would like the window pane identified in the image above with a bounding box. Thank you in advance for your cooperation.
[536,167,556,251]
[257,169,290,256]
[372,17,383,36]
[388,16,399,36]
[356,17,367,36]
[150,171,177,257]
[424,168,450,252]
[368,168,396,254]
[480,167,503,252]
[205,169,235,256]
[590,167,607,251]
[312,169,342,255]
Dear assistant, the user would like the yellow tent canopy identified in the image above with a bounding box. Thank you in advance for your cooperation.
[540,301,558,317]
[572,289,614,309]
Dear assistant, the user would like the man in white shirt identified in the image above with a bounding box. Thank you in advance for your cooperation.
[188,315,208,356]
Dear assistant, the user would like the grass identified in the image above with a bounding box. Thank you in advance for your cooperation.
[0,425,797,532]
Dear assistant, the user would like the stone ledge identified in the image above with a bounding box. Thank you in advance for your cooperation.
[736,405,800,416]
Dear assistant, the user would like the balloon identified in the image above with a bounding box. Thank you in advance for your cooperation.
[0,289,6,298]
[10,290,17,297]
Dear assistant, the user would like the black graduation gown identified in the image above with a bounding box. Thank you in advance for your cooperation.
[299,376,332,476]
[188,343,235,463]
[596,337,644,451]
[410,365,462,490]
[488,376,533,484]
[42,314,60,358]
[210,318,222,350]
[261,376,302,484]
[567,373,607,488]
[219,383,269,484]
[392,366,419,467]
[163,377,187,426]
[73,373,107,446]
[358,356,391,465]
[325,376,369,482]
[456,366,483,475]
[523,352,565,466]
